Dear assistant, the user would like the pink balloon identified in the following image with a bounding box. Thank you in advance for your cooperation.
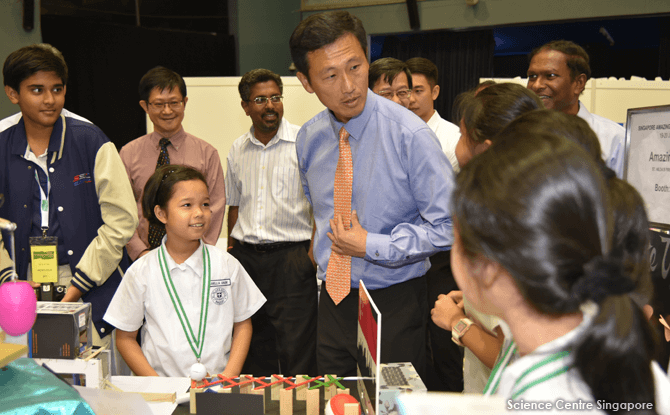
[0,281,37,336]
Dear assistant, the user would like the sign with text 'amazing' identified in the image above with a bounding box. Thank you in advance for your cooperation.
[625,105,670,229]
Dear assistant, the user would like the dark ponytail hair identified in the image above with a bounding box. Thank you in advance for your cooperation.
[453,124,658,413]
[142,164,208,231]
[455,82,543,147]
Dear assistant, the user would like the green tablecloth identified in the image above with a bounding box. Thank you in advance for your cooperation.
[0,358,94,415]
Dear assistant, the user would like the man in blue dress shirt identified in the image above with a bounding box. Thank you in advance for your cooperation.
[290,11,454,378]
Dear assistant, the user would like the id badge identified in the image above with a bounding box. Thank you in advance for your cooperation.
[29,235,58,283]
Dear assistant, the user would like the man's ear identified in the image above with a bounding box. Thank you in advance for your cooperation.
[139,100,149,113]
[154,205,168,225]
[573,73,587,96]
[297,71,314,94]
[182,96,188,109]
[241,99,251,116]
[5,85,19,104]
[431,84,440,101]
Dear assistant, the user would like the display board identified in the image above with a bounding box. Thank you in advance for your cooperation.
[357,280,380,415]
[624,105,670,229]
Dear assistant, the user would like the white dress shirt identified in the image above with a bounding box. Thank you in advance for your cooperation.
[104,239,266,377]
[577,102,625,179]
[225,118,312,244]
[427,110,460,174]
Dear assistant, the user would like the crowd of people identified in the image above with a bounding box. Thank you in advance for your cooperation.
[1,9,668,413]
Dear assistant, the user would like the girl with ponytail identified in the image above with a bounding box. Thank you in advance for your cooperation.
[451,117,670,413]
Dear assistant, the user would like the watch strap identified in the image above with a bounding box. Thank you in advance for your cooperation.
[451,317,474,347]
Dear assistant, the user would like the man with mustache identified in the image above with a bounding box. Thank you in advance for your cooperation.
[225,69,317,376]
[527,40,624,178]
[120,66,226,261]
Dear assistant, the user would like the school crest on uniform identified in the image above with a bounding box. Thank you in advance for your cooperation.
[211,287,228,305]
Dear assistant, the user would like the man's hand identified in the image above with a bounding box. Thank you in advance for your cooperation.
[61,285,83,303]
[327,210,367,258]
[431,290,466,331]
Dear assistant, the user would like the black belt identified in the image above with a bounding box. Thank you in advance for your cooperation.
[237,240,309,253]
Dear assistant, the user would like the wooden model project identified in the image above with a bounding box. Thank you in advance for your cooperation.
[189,374,360,415]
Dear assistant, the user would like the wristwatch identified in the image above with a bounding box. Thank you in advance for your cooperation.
[451,318,474,346]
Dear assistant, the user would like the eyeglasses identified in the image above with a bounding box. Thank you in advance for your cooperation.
[249,95,283,106]
[148,101,184,111]
[378,89,411,100]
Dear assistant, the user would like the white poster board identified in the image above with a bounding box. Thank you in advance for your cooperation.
[624,105,670,229]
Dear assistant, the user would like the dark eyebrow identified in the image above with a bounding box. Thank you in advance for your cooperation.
[26,83,64,88]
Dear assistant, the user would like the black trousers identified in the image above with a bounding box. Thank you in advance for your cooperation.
[425,249,464,392]
[230,241,318,376]
[317,276,427,380]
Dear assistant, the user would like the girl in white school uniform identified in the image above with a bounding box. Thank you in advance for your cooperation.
[451,120,670,413]
[104,165,265,378]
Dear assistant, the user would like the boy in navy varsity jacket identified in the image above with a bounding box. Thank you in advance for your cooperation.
[0,44,138,344]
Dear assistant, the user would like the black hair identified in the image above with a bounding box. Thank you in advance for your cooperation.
[529,40,591,81]
[368,57,412,90]
[456,82,543,146]
[3,44,68,92]
[139,66,187,102]
[238,69,283,102]
[454,122,658,414]
[405,57,438,88]
[142,165,208,230]
[506,109,602,162]
[289,10,367,82]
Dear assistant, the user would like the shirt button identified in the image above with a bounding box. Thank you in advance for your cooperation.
[49,167,54,173]
[68,250,73,255]
[58,206,64,212]
[23,204,28,208]
[100,328,105,333]
[27,166,32,170]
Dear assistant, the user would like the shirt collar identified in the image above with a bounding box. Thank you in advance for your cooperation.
[248,118,295,147]
[149,126,187,150]
[12,114,66,162]
[328,89,376,141]
[426,110,440,130]
[162,238,205,277]
[515,301,598,357]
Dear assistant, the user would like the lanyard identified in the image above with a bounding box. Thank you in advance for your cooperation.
[483,340,570,399]
[483,340,517,396]
[34,170,50,235]
[508,350,570,399]
[158,244,211,362]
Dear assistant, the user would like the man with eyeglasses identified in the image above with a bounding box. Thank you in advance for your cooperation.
[225,69,317,376]
[369,57,412,108]
[120,66,226,261]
